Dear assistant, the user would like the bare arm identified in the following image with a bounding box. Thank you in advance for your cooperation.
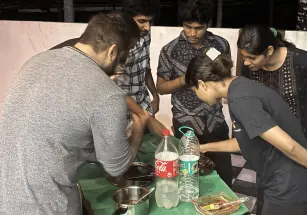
[200,138,241,153]
[145,68,160,114]
[91,95,145,177]
[145,69,159,99]
[126,96,148,118]
[156,46,186,95]
[147,116,166,137]
[128,113,149,160]
[126,95,166,136]
[260,126,307,168]
[156,76,185,95]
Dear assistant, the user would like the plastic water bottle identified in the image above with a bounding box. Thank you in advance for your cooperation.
[178,126,200,202]
[155,129,179,209]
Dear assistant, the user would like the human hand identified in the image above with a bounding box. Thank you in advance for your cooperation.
[147,116,167,137]
[130,112,149,137]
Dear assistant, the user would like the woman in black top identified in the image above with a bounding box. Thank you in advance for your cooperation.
[185,53,307,215]
[237,26,307,139]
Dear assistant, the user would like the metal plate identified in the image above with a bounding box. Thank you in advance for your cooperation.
[105,162,155,187]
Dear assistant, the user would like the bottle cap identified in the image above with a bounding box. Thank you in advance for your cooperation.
[162,129,170,136]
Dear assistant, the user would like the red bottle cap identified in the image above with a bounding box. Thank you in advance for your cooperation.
[162,129,170,136]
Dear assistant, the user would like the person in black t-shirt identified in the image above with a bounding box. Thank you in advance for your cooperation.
[185,51,307,215]
[237,26,307,139]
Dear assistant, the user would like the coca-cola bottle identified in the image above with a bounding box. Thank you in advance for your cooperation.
[155,129,179,209]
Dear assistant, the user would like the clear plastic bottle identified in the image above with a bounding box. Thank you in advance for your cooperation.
[155,129,179,209]
[178,126,200,202]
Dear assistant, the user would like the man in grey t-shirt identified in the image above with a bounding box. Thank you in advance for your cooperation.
[0,13,147,215]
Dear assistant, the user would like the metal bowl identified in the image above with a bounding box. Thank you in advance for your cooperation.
[105,162,155,187]
[112,186,150,215]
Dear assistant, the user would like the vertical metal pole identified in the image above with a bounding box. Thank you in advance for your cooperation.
[216,0,223,27]
[297,0,307,30]
[57,0,63,22]
[178,0,181,26]
[64,0,74,22]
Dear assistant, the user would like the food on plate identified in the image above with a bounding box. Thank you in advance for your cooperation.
[192,193,241,215]
[201,199,235,213]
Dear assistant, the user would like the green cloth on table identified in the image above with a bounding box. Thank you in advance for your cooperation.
[78,134,249,215]
[79,171,248,215]
[135,134,179,166]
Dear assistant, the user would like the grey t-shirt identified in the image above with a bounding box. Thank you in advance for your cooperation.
[228,77,307,205]
[0,47,132,214]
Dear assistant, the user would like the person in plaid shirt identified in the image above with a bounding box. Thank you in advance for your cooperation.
[116,0,161,123]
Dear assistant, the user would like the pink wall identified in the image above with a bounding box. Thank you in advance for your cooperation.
[0,21,241,131]
[0,21,242,131]
[0,21,86,104]
[1,20,306,132]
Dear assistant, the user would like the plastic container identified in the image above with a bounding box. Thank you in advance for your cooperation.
[192,192,241,215]
[155,129,179,209]
[178,126,200,202]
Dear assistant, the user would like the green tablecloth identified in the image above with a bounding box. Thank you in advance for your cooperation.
[78,134,249,215]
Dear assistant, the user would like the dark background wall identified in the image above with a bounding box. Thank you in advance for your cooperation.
[0,0,299,30]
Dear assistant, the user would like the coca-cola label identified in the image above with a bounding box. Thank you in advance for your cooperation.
[155,158,179,178]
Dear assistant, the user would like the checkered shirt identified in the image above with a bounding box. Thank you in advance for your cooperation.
[114,32,152,120]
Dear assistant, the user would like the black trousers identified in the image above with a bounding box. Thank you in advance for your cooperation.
[259,197,307,215]
[256,185,307,215]
[173,119,233,188]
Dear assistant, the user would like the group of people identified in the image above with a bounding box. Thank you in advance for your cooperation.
[0,0,306,214]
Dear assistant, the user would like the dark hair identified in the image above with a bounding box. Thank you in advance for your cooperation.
[185,55,233,87]
[237,26,294,55]
[180,0,213,25]
[107,11,140,49]
[122,0,158,17]
[50,38,79,50]
[79,12,139,53]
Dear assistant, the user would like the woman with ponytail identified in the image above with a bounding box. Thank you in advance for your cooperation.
[185,52,307,215]
[237,26,307,140]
